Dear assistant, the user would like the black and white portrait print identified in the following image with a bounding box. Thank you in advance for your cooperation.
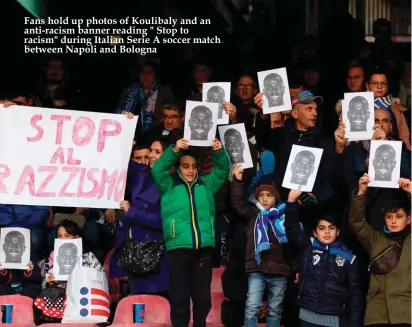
[282,145,324,192]
[184,100,218,147]
[218,123,253,169]
[202,82,231,124]
[53,238,82,281]
[0,227,30,270]
[368,140,402,188]
[257,67,292,114]
[343,92,374,141]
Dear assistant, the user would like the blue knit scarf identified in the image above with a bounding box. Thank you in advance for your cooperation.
[254,202,302,264]
[312,238,354,263]
[115,82,158,133]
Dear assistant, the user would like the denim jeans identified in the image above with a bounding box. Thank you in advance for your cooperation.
[244,272,287,327]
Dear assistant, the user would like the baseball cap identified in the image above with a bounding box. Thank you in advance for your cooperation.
[291,90,324,106]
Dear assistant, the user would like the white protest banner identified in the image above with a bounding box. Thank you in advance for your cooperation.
[0,105,137,209]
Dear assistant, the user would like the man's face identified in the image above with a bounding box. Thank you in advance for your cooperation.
[385,209,410,233]
[207,89,224,118]
[373,147,396,181]
[291,153,315,185]
[348,100,370,131]
[46,60,65,83]
[162,109,184,131]
[366,74,388,98]
[346,67,365,92]
[132,148,149,165]
[3,234,25,263]
[303,69,320,87]
[236,76,257,102]
[292,103,318,130]
[270,112,284,128]
[194,65,210,85]
[374,109,392,137]
[57,244,78,275]
[224,133,244,163]
[313,220,339,244]
[189,110,213,140]
[139,65,156,90]
[264,77,285,106]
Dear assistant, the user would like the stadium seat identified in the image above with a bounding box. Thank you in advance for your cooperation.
[113,295,171,326]
[211,268,224,294]
[190,292,224,325]
[104,249,122,303]
[0,294,34,325]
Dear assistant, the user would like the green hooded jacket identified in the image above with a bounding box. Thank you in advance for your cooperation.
[151,145,230,251]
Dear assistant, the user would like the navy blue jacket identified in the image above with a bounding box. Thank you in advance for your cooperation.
[285,202,362,327]
[0,205,49,229]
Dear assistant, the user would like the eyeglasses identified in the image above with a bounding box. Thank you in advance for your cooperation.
[369,81,388,88]
[162,114,181,121]
[237,84,256,90]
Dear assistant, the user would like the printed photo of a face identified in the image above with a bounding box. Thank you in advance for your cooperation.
[189,105,214,141]
[263,73,285,107]
[290,150,315,185]
[347,96,370,132]
[3,231,26,264]
[373,144,396,181]
[206,86,225,119]
[224,128,245,163]
[57,243,78,275]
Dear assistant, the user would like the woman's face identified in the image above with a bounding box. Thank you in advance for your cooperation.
[366,74,388,98]
[139,65,156,89]
[57,226,79,240]
[148,141,164,168]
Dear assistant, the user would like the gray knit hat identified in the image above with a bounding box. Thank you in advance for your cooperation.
[53,213,85,229]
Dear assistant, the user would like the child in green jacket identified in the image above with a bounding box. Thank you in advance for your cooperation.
[152,138,230,327]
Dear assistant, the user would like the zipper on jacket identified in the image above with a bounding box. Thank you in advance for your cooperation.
[368,243,401,271]
[211,216,215,238]
[170,219,176,239]
[184,180,199,249]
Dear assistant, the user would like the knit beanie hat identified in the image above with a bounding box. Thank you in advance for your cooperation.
[53,213,86,229]
[255,183,281,204]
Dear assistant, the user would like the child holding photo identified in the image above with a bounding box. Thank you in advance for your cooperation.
[151,138,230,327]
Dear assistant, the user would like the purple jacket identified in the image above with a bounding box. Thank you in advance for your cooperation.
[110,161,168,294]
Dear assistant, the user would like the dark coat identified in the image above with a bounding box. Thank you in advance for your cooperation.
[0,205,49,229]
[285,202,362,327]
[110,161,168,294]
[230,179,295,277]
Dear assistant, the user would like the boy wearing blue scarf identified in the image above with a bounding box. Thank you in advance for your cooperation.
[231,164,298,327]
[285,186,362,327]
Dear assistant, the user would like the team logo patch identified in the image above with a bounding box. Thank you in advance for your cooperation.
[335,254,346,267]
[312,254,320,265]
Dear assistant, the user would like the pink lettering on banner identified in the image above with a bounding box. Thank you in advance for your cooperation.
[58,167,80,197]
[98,169,118,199]
[35,166,58,197]
[14,165,35,196]
[67,148,81,165]
[97,119,122,153]
[73,117,95,146]
[77,168,86,197]
[50,147,65,164]
[80,168,100,198]
[27,115,44,142]
[0,164,10,193]
[114,169,127,202]
[51,114,71,144]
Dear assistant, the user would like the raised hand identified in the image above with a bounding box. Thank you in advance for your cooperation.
[120,200,131,213]
[398,178,411,195]
[373,124,386,140]
[27,261,34,272]
[173,138,189,153]
[254,92,263,109]
[212,139,222,152]
[288,185,302,203]
[358,173,370,196]
[233,164,244,181]
[122,111,134,119]
[223,102,237,121]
